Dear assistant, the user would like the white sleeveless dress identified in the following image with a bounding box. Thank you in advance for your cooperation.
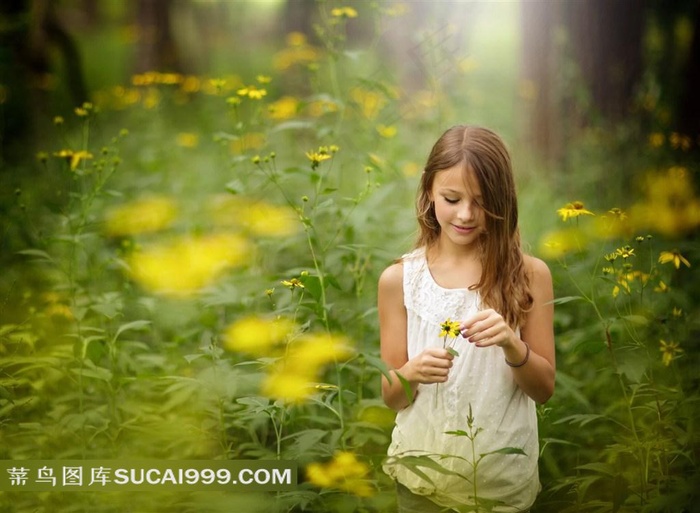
[383,248,540,511]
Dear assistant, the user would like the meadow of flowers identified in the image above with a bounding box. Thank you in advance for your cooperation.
[1,3,698,512]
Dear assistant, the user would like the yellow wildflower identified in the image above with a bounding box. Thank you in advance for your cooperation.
[612,279,630,298]
[648,132,664,148]
[261,332,353,402]
[376,124,397,138]
[305,98,339,117]
[439,319,461,338]
[222,315,297,355]
[608,208,627,220]
[52,149,93,171]
[306,452,374,497]
[557,201,595,222]
[262,371,312,402]
[402,161,420,177]
[70,150,93,170]
[306,150,332,169]
[654,280,669,293]
[286,32,307,47]
[127,233,252,296]
[237,85,267,100]
[104,195,178,237]
[208,195,300,237]
[290,333,353,368]
[256,75,271,84]
[669,132,692,151]
[209,78,226,91]
[659,339,682,366]
[615,245,635,259]
[350,87,386,120]
[658,250,690,269]
[176,132,199,148]
[331,6,359,18]
[281,278,304,290]
[538,227,588,259]
[267,96,299,120]
[628,167,700,236]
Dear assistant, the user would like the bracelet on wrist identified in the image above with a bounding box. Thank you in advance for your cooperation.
[505,341,530,368]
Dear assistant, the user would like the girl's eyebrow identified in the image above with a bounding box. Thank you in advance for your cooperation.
[437,187,482,198]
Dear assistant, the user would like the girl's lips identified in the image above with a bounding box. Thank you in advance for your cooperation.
[452,224,475,233]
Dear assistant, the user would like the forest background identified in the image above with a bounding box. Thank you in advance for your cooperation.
[0,0,699,511]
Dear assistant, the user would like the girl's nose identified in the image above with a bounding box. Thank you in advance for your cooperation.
[458,203,474,221]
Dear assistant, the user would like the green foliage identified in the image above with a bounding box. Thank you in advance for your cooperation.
[1,2,698,512]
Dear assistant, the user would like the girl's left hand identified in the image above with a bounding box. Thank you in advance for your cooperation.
[459,309,517,349]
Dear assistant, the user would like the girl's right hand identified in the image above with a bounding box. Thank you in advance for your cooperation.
[406,348,454,384]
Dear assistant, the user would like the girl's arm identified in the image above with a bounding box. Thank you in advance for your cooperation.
[459,256,556,404]
[378,262,454,411]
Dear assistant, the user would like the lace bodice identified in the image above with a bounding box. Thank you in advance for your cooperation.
[383,248,540,511]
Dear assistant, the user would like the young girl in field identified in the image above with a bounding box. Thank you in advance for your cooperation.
[379,125,556,512]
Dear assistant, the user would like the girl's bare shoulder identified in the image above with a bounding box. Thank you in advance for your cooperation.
[379,261,404,292]
[523,254,553,290]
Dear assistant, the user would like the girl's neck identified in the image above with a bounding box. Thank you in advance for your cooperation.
[426,241,482,290]
[428,237,481,263]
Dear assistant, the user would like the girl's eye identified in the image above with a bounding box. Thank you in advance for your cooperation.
[444,197,459,204]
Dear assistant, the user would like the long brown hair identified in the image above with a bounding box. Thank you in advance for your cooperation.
[415,125,532,328]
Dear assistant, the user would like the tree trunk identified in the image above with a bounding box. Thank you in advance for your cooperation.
[134,0,181,73]
[563,0,646,122]
[282,0,317,43]
[519,0,562,164]
[677,2,700,141]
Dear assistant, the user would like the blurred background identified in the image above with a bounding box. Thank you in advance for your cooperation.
[0,1,699,512]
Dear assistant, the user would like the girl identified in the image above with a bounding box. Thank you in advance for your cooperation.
[379,125,555,512]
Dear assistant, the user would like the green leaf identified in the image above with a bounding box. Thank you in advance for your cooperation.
[284,429,328,459]
[299,274,322,300]
[446,347,460,357]
[575,462,618,477]
[481,447,527,458]
[71,366,112,382]
[114,320,151,341]
[225,179,245,194]
[554,413,607,426]
[237,396,272,414]
[360,352,394,384]
[620,314,649,326]
[395,372,414,405]
[17,249,54,263]
[183,354,206,364]
[387,454,468,483]
[444,429,469,437]
[90,303,121,319]
[325,273,342,290]
[270,120,314,133]
[550,296,585,305]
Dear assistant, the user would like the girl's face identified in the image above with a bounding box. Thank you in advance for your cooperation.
[429,164,485,248]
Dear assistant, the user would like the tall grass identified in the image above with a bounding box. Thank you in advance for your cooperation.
[1,2,698,512]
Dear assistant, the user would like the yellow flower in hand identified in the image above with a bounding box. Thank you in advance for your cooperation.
[439,319,461,338]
